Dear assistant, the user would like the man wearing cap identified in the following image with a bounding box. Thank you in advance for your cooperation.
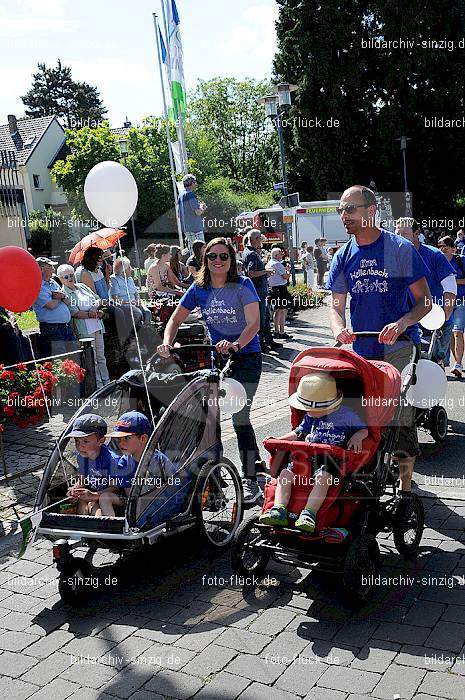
[243,229,281,352]
[33,257,77,357]
[178,174,207,252]
[67,414,120,516]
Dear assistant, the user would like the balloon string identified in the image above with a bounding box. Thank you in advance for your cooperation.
[116,238,157,429]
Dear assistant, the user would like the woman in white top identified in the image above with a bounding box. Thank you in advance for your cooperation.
[301,245,315,291]
[57,264,110,389]
[265,247,292,339]
[143,244,157,273]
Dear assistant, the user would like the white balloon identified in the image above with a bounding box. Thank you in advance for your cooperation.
[401,359,448,409]
[84,161,138,228]
[219,378,248,416]
[419,303,445,331]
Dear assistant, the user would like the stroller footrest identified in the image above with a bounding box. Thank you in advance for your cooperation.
[40,513,126,534]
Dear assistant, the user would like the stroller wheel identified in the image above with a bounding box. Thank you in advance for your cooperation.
[195,459,243,551]
[343,534,380,604]
[428,405,448,443]
[58,558,95,607]
[231,515,270,579]
[393,493,425,559]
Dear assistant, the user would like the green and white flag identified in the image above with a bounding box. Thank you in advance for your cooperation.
[17,511,42,558]
[164,0,187,123]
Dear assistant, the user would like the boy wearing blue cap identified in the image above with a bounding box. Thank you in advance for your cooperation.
[106,411,153,503]
[67,414,120,516]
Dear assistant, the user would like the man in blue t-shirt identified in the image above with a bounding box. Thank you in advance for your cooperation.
[327,185,432,519]
[396,218,456,367]
[177,174,206,252]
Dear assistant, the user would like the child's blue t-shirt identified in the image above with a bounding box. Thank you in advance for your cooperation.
[115,449,179,490]
[76,444,120,491]
[327,229,428,359]
[409,244,455,307]
[450,256,465,300]
[295,405,366,446]
[179,277,261,353]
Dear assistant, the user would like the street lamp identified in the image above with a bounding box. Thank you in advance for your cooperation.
[118,137,141,270]
[257,83,298,283]
[396,135,412,216]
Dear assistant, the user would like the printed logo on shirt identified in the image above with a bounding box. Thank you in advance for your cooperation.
[350,258,389,294]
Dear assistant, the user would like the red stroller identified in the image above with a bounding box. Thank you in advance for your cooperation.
[231,333,425,603]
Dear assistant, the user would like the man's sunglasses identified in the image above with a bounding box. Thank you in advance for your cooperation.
[206,252,230,261]
[336,203,370,215]
[62,274,74,280]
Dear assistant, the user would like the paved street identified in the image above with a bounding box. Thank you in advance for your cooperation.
[0,301,465,699]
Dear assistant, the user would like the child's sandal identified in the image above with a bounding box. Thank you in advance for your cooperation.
[295,509,316,533]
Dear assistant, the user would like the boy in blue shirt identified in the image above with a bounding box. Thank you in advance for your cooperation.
[67,414,120,516]
[260,374,368,532]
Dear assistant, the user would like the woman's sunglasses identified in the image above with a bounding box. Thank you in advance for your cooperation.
[62,274,74,280]
[206,252,230,261]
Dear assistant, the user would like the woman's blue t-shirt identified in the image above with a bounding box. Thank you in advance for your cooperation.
[180,277,261,353]
[327,230,428,359]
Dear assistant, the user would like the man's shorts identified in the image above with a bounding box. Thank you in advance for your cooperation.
[385,343,420,459]
[452,303,465,332]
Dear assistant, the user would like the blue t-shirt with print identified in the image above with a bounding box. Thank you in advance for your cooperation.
[178,190,203,234]
[327,229,429,359]
[76,444,120,491]
[450,255,465,300]
[412,244,455,307]
[180,277,261,353]
[242,247,269,297]
[296,405,366,446]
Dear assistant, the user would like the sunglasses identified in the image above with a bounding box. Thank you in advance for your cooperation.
[206,252,230,261]
[336,203,370,215]
[62,274,74,280]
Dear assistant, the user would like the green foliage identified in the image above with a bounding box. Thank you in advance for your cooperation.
[21,59,107,127]
[28,209,72,257]
[201,177,275,236]
[188,77,278,191]
[51,122,120,220]
[274,0,465,220]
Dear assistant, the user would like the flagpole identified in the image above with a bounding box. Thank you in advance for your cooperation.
[161,0,189,173]
[153,12,184,248]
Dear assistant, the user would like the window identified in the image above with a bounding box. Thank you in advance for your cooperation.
[33,174,41,189]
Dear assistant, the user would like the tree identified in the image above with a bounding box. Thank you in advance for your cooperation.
[201,177,275,237]
[28,209,73,258]
[188,77,278,191]
[273,0,465,220]
[21,59,107,128]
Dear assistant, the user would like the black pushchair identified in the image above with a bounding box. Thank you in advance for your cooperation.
[34,346,244,605]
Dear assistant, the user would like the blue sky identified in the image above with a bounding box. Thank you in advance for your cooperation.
[0,0,278,127]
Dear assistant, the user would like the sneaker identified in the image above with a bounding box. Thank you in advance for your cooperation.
[392,491,414,523]
[451,363,463,378]
[295,509,317,533]
[259,505,288,527]
[242,479,263,505]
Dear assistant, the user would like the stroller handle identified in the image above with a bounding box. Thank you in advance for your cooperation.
[169,344,234,354]
[334,331,412,347]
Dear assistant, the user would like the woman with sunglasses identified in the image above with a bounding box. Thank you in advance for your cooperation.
[157,237,264,505]
[75,247,110,302]
[57,264,110,389]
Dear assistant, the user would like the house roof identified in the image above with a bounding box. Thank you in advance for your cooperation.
[0,115,63,166]
[48,140,71,168]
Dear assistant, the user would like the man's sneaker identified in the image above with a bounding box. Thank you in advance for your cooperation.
[392,491,414,523]
[452,363,463,378]
[259,505,288,527]
[242,479,263,505]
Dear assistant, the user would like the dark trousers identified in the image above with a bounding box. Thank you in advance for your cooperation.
[39,322,77,359]
[258,295,274,346]
[228,352,262,479]
[317,266,326,287]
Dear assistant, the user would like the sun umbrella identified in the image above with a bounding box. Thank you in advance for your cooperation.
[68,228,126,265]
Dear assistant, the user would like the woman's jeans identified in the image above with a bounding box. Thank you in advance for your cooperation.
[228,352,262,480]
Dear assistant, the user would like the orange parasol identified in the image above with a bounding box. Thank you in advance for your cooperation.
[68,228,126,265]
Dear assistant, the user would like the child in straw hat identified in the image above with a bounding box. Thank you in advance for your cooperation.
[260,373,368,532]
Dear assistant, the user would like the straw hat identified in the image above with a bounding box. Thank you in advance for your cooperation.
[289,374,343,414]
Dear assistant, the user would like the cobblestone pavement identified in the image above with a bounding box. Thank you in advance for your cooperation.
[0,301,465,699]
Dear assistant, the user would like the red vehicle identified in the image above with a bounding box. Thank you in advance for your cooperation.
[235,208,287,253]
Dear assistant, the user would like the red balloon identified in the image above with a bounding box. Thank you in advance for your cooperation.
[0,247,42,313]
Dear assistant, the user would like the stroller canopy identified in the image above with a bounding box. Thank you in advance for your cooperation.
[289,347,401,440]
